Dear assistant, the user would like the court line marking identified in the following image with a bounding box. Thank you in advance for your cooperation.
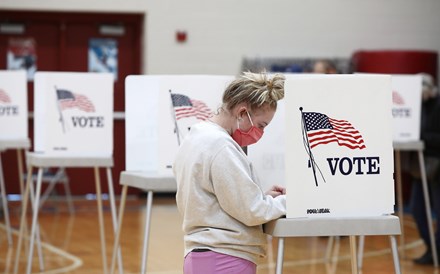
[0,223,83,274]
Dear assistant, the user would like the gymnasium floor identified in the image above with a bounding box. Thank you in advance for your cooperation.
[0,194,437,274]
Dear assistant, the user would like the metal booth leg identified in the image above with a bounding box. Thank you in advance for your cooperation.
[390,235,402,274]
[94,167,108,274]
[418,151,439,267]
[13,165,33,274]
[25,167,44,274]
[357,235,365,270]
[349,235,359,274]
[0,154,13,245]
[110,184,128,274]
[394,149,405,258]
[141,190,154,274]
[28,175,45,271]
[275,237,285,274]
[106,168,124,274]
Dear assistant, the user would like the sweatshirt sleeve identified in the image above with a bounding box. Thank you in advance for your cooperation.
[210,144,286,226]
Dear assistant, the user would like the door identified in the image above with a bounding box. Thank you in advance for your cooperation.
[0,11,143,195]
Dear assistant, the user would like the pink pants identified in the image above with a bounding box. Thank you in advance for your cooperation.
[184,250,256,274]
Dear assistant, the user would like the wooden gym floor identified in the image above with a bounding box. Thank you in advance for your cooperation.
[0,194,438,274]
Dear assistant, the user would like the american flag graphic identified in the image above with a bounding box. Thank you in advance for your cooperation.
[392,90,405,105]
[171,93,212,120]
[56,89,95,112]
[303,112,366,150]
[0,89,11,103]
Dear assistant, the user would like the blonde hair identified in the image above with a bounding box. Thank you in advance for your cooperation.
[222,72,285,112]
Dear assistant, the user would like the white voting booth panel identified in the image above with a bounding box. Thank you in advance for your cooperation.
[125,75,234,175]
[391,75,422,142]
[34,72,113,157]
[0,70,27,140]
[285,75,394,218]
[250,74,422,198]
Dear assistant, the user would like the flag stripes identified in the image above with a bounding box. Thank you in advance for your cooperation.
[56,89,95,112]
[303,112,366,150]
[0,89,11,103]
[171,93,212,120]
[392,90,405,105]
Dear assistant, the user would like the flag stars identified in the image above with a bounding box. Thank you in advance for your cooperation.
[304,112,333,131]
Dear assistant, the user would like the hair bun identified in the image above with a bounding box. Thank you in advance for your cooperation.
[268,73,285,101]
[221,71,285,111]
[267,78,274,91]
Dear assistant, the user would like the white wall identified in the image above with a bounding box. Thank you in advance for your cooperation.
[1,0,440,78]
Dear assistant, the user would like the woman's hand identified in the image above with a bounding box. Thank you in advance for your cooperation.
[266,185,286,198]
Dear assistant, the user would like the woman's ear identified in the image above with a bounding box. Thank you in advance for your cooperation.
[236,106,248,119]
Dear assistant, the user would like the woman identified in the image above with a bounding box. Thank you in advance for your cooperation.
[173,72,287,274]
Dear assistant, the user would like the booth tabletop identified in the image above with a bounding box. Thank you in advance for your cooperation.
[393,140,424,151]
[120,171,177,192]
[25,152,114,168]
[264,215,401,237]
[0,139,31,151]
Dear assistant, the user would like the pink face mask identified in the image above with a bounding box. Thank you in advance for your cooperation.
[232,111,264,147]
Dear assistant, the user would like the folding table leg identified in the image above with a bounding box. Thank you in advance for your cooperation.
[63,174,75,214]
[25,167,44,274]
[110,184,128,274]
[389,235,402,274]
[276,238,284,274]
[141,190,154,274]
[17,149,25,196]
[14,149,45,268]
[349,235,359,274]
[38,170,59,209]
[4,245,13,273]
[106,168,123,274]
[13,165,33,274]
[94,167,108,274]
[325,236,335,263]
[394,150,405,258]
[357,235,365,270]
[0,154,12,245]
[418,151,438,267]
[28,176,45,271]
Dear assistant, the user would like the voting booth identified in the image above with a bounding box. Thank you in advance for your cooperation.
[285,75,394,218]
[34,72,113,156]
[250,74,402,274]
[125,75,234,175]
[14,71,118,274]
[391,75,423,142]
[250,74,395,218]
[0,70,27,141]
[390,74,439,265]
[0,70,28,247]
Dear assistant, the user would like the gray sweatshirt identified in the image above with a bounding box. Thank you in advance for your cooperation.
[173,121,286,264]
